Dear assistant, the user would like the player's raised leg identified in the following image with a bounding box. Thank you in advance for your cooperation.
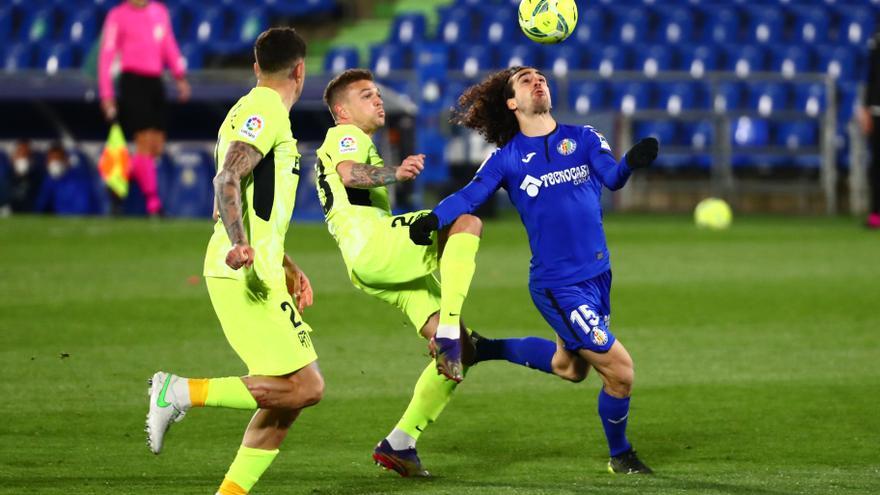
[432,214,482,382]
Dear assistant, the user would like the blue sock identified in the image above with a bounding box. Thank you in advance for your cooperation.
[474,337,554,374]
[598,388,632,457]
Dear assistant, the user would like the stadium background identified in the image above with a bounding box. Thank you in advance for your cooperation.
[1,1,879,494]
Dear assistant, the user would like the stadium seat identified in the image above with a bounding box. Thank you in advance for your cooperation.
[656,81,706,114]
[168,3,199,44]
[834,5,876,46]
[263,0,338,18]
[746,6,784,44]
[710,80,745,112]
[634,45,672,78]
[607,6,649,45]
[722,44,766,78]
[389,13,427,45]
[324,46,359,75]
[654,6,693,45]
[437,6,476,45]
[225,8,267,52]
[478,8,517,45]
[164,146,214,218]
[837,81,860,126]
[775,121,820,150]
[571,7,606,45]
[451,44,493,77]
[370,44,410,77]
[498,44,540,69]
[587,45,631,77]
[414,43,449,80]
[634,120,678,146]
[3,43,37,71]
[747,82,790,117]
[192,8,227,46]
[676,44,719,77]
[789,5,829,45]
[568,80,609,115]
[732,117,771,168]
[612,81,652,115]
[19,8,58,44]
[682,120,715,169]
[179,43,204,71]
[59,9,98,49]
[39,43,74,74]
[415,128,449,184]
[701,6,741,44]
[815,45,859,81]
[771,45,813,80]
[794,82,826,118]
[0,8,14,43]
[542,45,588,78]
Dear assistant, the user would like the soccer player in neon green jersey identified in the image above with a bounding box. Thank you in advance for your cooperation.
[144,28,324,495]
[316,69,558,477]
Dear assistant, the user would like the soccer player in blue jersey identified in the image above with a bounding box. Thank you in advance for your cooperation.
[409,67,658,474]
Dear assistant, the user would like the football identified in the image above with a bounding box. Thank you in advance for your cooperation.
[694,198,733,230]
[518,0,578,44]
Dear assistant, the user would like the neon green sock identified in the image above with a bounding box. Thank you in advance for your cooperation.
[439,233,480,328]
[205,377,258,410]
[395,361,467,440]
[221,445,278,493]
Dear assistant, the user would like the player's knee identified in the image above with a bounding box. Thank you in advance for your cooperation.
[606,368,633,397]
[560,369,587,383]
[452,214,482,236]
[552,360,587,383]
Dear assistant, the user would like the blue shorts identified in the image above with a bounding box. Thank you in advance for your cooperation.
[529,270,616,353]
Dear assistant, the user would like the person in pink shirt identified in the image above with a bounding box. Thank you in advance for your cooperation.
[98,0,191,216]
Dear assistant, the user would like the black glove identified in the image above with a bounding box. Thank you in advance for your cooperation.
[625,137,659,170]
[409,213,439,246]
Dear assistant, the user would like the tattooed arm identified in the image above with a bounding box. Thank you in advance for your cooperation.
[337,153,425,188]
[214,140,263,270]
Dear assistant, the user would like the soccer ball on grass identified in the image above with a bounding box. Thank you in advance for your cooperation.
[518,0,578,44]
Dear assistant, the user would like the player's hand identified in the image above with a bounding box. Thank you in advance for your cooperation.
[409,212,439,246]
[396,154,425,182]
[858,106,873,136]
[285,263,314,313]
[101,100,117,121]
[625,137,659,170]
[225,243,254,270]
[176,78,191,103]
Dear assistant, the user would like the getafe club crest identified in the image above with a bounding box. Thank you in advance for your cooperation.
[557,138,577,156]
[591,328,609,346]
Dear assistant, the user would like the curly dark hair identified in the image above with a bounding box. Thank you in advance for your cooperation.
[451,67,524,148]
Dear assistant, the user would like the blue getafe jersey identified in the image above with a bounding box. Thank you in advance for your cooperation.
[433,124,632,289]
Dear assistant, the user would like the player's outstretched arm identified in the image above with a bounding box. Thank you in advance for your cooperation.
[215,140,263,270]
[337,154,424,188]
[624,137,659,170]
[590,137,659,191]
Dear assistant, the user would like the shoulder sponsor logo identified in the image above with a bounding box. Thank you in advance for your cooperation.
[522,152,536,163]
[339,136,358,154]
[239,115,264,140]
[557,138,577,156]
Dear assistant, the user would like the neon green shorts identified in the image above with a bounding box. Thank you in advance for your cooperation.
[206,276,317,376]
[350,210,441,332]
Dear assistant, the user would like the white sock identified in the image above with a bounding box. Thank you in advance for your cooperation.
[436,324,460,340]
[386,428,416,450]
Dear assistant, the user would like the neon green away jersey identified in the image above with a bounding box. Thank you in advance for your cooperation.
[315,124,390,269]
[203,87,301,287]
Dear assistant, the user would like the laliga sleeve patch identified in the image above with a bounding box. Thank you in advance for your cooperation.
[585,125,613,151]
[338,136,358,154]
[239,115,265,141]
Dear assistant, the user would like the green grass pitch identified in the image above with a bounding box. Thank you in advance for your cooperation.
[1,214,878,494]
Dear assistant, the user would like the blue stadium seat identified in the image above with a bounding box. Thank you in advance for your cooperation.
[794,82,826,118]
[701,5,741,44]
[263,0,338,18]
[39,43,74,74]
[789,5,829,45]
[192,8,227,46]
[414,43,449,80]
[654,6,693,45]
[568,80,609,115]
[370,44,410,77]
[179,43,204,71]
[607,6,649,45]
[837,81,860,126]
[19,8,58,44]
[3,43,37,71]
[497,44,540,69]
[771,45,813,80]
[437,6,476,45]
[612,81,652,115]
[676,44,719,77]
[168,3,199,44]
[746,6,784,44]
[834,5,876,46]
[747,82,790,116]
[415,127,448,184]
[815,45,858,81]
[478,8,517,45]
[587,45,631,77]
[635,120,679,146]
[164,147,214,218]
[571,7,606,45]
[657,81,706,114]
[0,8,14,43]
[722,44,766,78]
[710,81,745,112]
[634,45,672,78]
[226,8,267,52]
[389,13,427,45]
[59,9,98,49]
[451,44,493,77]
[324,46,359,75]
[732,117,771,168]
[775,121,820,150]
[542,45,588,78]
